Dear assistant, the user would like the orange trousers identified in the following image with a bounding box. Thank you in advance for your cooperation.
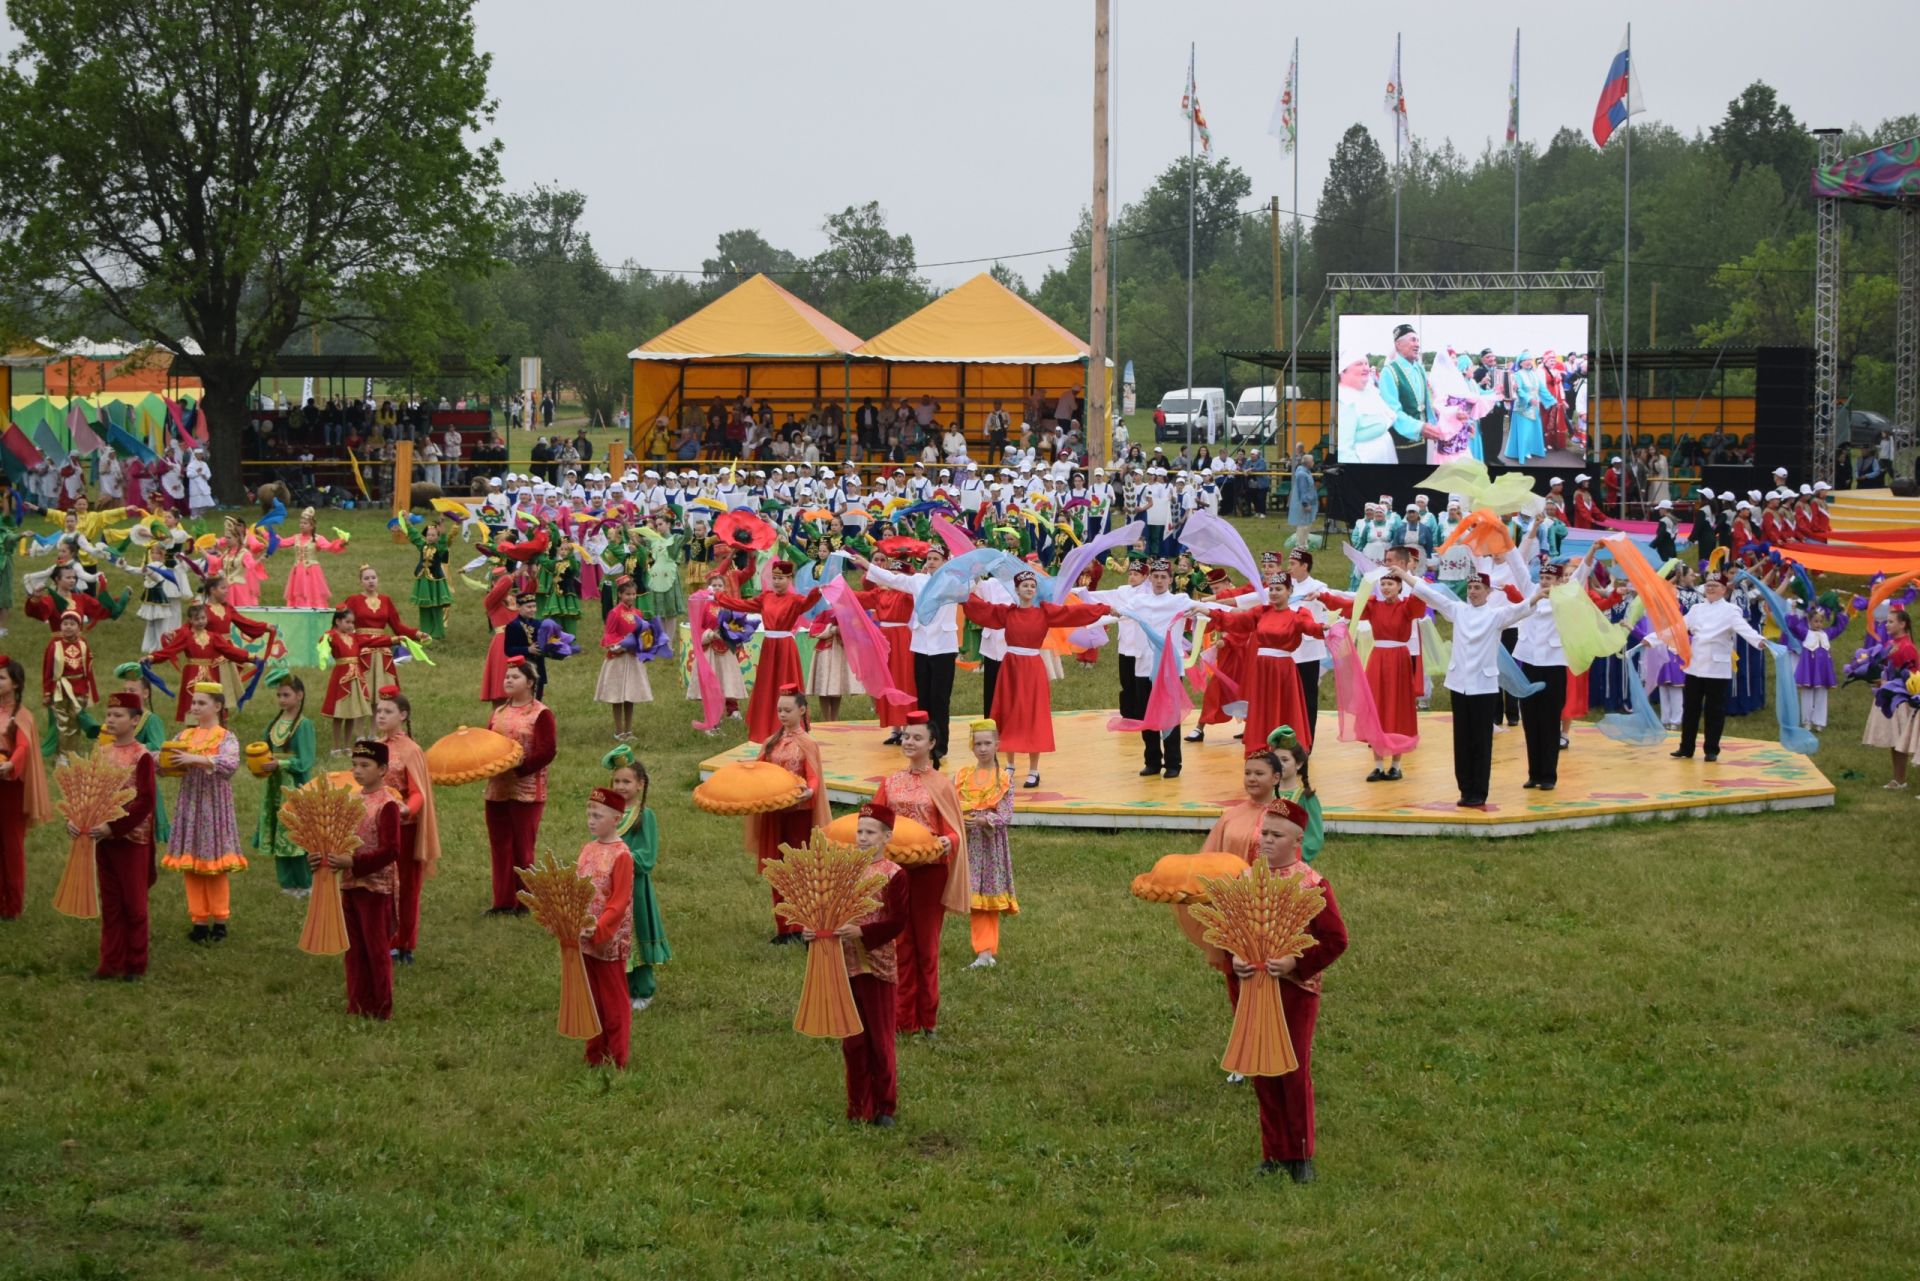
[969,909,1002,955]
[183,873,232,924]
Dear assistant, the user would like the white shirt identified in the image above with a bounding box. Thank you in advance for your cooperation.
[1406,577,1535,696]
[1088,584,1218,676]
[1683,598,1767,680]
[1286,575,1332,665]
[1511,557,1589,668]
[863,565,958,655]
[973,579,1014,662]
[1144,483,1172,525]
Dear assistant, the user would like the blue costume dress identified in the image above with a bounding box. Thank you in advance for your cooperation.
[1723,588,1769,716]
[1506,363,1549,464]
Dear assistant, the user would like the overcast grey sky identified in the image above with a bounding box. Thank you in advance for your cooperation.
[7,1,1913,291]
[473,0,1914,290]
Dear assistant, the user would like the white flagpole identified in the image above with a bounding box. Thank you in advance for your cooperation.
[1186,41,1196,454]
[1289,36,1300,457]
[1111,0,1119,398]
[1512,28,1521,313]
[1620,22,1632,522]
[1393,31,1403,295]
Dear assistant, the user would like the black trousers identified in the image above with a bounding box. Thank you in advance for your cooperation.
[981,656,1001,719]
[1499,628,1522,724]
[1296,661,1322,741]
[912,651,957,761]
[1450,691,1502,804]
[1120,660,1180,772]
[1678,674,1729,758]
[1518,662,1569,786]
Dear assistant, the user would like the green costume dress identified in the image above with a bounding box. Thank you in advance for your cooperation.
[640,531,686,619]
[135,709,174,851]
[1282,783,1325,865]
[619,805,671,1001]
[0,525,14,611]
[406,525,453,640]
[252,711,317,890]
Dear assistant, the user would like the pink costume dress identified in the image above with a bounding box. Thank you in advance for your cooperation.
[227,535,266,607]
[283,532,347,608]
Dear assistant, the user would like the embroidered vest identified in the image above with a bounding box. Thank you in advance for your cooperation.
[843,859,903,983]
[576,839,634,963]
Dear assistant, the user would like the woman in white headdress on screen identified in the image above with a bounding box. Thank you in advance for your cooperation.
[1336,358,1399,466]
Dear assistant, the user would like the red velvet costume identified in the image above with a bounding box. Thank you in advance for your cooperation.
[478,575,516,701]
[483,697,556,911]
[852,585,918,728]
[754,730,825,937]
[577,836,635,1069]
[959,598,1110,753]
[1811,504,1832,540]
[43,634,98,705]
[1320,592,1426,737]
[708,586,822,742]
[146,626,257,721]
[383,741,429,955]
[94,740,158,977]
[1760,509,1788,544]
[842,860,909,1121]
[871,767,964,1034]
[1216,605,1327,753]
[1225,868,1349,1164]
[340,788,403,1019]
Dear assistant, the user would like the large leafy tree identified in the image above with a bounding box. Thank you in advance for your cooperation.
[0,0,503,500]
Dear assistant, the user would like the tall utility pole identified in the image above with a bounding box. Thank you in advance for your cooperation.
[1088,0,1110,465]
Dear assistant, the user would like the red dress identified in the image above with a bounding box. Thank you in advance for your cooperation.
[709,586,822,742]
[1760,510,1788,544]
[147,626,258,721]
[478,576,517,701]
[1561,584,1622,720]
[960,598,1109,753]
[341,591,422,695]
[1217,605,1326,753]
[853,585,917,728]
[1321,592,1426,738]
[322,631,396,716]
[1198,586,1259,727]
[23,588,113,630]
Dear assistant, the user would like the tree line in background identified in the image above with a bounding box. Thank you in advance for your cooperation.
[484,82,1915,427]
[1,0,1912,507]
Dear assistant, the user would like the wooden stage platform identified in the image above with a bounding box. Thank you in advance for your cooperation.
[697,708,1835,839]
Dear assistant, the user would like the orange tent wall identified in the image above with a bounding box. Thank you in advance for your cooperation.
[45,350,189,396]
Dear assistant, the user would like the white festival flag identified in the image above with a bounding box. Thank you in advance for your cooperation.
[1269,52,1297,156]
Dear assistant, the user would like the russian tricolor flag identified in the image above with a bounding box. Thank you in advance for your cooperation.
[1591,28,1643,147]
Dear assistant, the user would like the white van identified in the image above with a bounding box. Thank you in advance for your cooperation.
[1232,385,1281,433]
[1156,386,1228,442]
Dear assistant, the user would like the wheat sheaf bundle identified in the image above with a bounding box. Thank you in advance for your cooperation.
[516,850,602,1040]
[1188,860,1327,1078]
[762,831,888,1038]
[51,752,137,919]
[280,778,367,955]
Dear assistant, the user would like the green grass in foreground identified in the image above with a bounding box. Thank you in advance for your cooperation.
[3,510,1918,1280]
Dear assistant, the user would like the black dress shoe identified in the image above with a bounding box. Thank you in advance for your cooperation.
[1138,766,1161,777]
[394,950,414,965]
[1522,779,1538,789]
[209,923,228,942]
[122,973,143,983]
[1183,728,1205,742]
[1365,768,1389,782]
[188,924,211,944]
[1386,766,1403,780]
[871,1114,896,1128]
[512,905,530,917]
[1288,1158,1316,1184]
[1703,754,1718,763]
[1558,736,1570,750]
[484,907,509,917]
[1162,768,1181,780]
[1538,782,1556,792]
[1669,750,1693,759]
[1259,1159,1284,1176]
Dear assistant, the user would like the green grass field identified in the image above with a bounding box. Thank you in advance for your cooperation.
[3,508,1918,1280]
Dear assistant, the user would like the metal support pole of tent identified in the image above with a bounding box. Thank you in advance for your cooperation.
[1811,129,1842,485]
[957,363,968,438]
[1894,206,1919,450]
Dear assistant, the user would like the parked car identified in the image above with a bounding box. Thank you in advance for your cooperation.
[1232,385,1281,434]
[1155,386,1228,442]
[1847,407,1892,449]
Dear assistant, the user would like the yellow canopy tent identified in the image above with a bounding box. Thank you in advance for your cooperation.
[627,274,877,456]
[852,272,1111,434]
